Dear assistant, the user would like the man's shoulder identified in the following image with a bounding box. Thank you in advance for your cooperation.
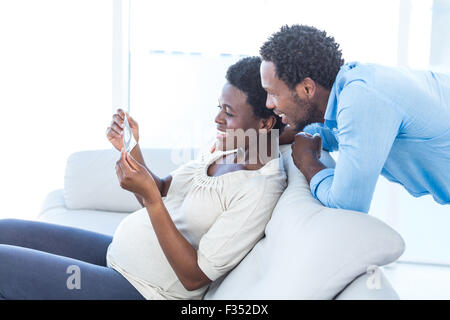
[336,61,400,84]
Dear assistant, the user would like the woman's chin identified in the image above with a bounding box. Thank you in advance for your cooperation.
[215,138,235,151]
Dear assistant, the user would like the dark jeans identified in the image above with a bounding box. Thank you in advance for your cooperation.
[0,219,145,300]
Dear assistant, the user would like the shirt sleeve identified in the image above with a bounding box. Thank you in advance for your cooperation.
[310,83,403,213]
[197,176,285,281]
[303,122,339,152]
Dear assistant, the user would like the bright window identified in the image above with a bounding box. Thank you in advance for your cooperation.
[0,0,112,220]
[129,0,402,150]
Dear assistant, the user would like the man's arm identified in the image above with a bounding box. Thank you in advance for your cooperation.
[130,144,172,207]
[280,122,340,154]
[295,84,402,213]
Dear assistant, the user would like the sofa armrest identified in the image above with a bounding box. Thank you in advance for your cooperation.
[39,188,66,215]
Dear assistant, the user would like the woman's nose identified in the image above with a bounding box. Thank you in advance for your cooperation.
[215,110,225,124]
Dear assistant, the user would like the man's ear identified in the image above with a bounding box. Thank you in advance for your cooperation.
[259,115,277,131]
[294,77,316,99]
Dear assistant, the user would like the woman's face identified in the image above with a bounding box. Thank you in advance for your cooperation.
[215,82,266,151]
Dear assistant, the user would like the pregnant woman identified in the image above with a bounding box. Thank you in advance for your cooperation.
[0,57,286,300]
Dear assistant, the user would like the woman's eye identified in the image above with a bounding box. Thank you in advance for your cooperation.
[217,105,233,117]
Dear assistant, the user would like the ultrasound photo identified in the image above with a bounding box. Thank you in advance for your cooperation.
[123,114,137,153]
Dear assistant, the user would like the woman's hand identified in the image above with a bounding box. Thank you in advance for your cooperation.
[106,109,140,151]
[115,148,160,204]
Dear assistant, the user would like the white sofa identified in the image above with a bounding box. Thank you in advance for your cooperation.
[38,146,404,300]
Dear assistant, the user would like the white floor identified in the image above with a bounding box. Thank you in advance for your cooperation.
[382,262,450,299]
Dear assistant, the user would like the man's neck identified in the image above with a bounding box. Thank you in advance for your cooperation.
[315,86,331,123]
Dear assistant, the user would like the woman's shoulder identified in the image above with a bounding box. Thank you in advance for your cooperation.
[226,156,287,197]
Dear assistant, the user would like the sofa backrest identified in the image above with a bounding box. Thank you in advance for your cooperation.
[204,145,405,300]
[64,148,196,212]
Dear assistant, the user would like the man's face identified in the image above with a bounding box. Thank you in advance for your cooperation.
[260,60,322,132]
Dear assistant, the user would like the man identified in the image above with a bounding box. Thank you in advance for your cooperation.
[260,24,450,213]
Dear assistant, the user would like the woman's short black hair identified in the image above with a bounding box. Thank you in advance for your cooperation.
[260,24,344,90]
[226,56,285,133]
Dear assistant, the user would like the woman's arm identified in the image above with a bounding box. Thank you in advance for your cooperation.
[130,143,172,206]
[116,150,211,291]
[144,199,212,291]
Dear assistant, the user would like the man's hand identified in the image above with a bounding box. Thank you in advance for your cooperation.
[115,148,160,204]
[291,132,322,165]
[106,109,140,151]
[291,132,326,184]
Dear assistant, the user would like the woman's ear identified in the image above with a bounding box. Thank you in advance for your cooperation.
[259,115,277,131]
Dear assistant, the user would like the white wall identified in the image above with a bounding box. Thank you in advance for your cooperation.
[0,0,112,220]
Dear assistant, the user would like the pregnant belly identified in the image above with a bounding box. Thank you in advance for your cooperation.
[107,209,179,292]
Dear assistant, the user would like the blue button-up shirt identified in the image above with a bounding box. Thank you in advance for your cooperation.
[304,62,450,213]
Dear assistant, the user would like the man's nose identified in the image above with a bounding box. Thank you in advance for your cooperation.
[266,96,275,109]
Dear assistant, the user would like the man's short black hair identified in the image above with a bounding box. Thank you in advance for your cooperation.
[260,24,344,90]
[226,56,285,133]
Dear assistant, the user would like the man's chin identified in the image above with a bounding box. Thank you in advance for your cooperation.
[292,119,315,132]
[287,119,303,132]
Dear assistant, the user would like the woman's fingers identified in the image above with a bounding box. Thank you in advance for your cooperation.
[125,112,139,131]
[113,114,124,128]
[116,160,124,180]
[121,149,135,172]
[116,109,125,120]
[107,126,121,140]
[106,124,122,143]
[125,112,136,125]
[125,151,139,171]
[110,122,123,135]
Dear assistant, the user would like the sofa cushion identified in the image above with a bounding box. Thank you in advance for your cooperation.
[205,145,405,300]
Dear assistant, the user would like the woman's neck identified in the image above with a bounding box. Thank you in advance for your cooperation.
[221,131,279,169]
